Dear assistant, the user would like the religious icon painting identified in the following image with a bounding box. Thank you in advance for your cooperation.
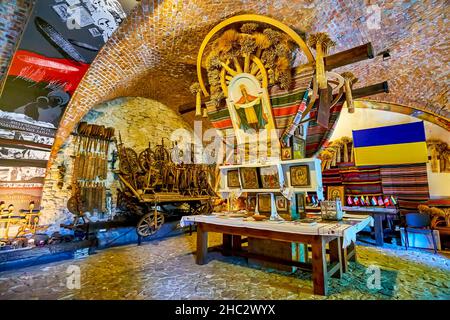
[275,195,288,213]
[247,195,257,212]
[290,165,310,187]
[257,193,272,215]
[327,185,345,201]
[281,147,293,160]
[227,170,240,188]
[292,136,306,159]
[225,73,278,153]
[259,166,280,189]
[239,167,259,189]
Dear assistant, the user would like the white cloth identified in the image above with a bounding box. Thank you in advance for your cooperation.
[180,214,373,248]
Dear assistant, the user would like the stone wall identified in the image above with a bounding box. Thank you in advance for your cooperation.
[0,0,34,81]
[40,97,193,229]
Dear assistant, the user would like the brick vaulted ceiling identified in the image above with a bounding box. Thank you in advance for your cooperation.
[52,0,449,160]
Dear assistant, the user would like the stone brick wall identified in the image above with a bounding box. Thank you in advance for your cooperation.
[40,97,193,229]
[0,0,34,81]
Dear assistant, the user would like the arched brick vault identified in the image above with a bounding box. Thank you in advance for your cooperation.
[50,0,450,164]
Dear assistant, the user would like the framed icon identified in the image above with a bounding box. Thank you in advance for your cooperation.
[292,136,306,159]
[281,147,292,160]
[327,185,345,201]
[239,167,259,189]
[290,165,310,187]
[257,193,272,215]
[296,193,306,216]
[247,195,257,211]
[275,195,289,213]
[227,170,240,188]
[259,166,280,189]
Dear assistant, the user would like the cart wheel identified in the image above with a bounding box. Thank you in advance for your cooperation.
[136,211,165,237]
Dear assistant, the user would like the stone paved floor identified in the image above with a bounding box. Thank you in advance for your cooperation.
[0,233,449,300]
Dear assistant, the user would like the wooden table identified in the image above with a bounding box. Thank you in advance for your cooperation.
[181,215,372,296]
[342,206,399,246]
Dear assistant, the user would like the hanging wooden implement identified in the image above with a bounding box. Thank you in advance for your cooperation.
[67,122,115,215]
[307,32,335,128]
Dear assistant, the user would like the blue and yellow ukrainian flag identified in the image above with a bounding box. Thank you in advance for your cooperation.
[352,122,428,166]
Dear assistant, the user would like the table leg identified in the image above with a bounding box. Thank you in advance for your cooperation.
[340,246,348,273]
[340,241,356,273]
[222,234,232,256]
[374,213,384,246]
[348,241,357,262]
[232,235,242,253]
[311,236,328,296]
[328,237,343,279]
[196,223,208,265]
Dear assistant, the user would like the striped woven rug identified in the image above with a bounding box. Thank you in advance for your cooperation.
[338,163,383,196]
[305,102,343,157]
[322,168,342,185]
[380,163,430,214]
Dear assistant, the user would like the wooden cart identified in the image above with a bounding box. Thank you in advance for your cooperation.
[133,192,213,237]
[115,137,216,237]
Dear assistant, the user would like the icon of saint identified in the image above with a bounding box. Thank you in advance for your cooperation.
[233,84,268,131]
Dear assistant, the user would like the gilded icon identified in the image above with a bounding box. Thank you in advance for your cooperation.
[290,165,310,187]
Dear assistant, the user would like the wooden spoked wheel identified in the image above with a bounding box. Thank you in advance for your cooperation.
[220,54,268,97]
[154,144,170,162]
[136,211,165,237]
[138,148,155,171]
[119,148,140,175]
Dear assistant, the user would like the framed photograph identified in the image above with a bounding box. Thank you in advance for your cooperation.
[52,4,70,22]
[67,6,94,28]
[296,193,306,217]
[89,27,101,37]
[327,185,345,201]
[257,193,272,215]
[259,166,280,189]
[281,147,292,160]
[290,165,310,187]
[275,195,288,213]
[227,170,240,188]
[247,195,257,211]
[239,167,259,189]
[292,136,306,159]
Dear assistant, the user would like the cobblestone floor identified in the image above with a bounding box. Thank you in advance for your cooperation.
[0,233,449,300]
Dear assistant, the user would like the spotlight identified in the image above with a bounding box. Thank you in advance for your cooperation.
[378,49,391,61]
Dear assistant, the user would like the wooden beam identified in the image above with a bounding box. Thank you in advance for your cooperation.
[351,81,389,100]
[335,81,388,105]
[0,138,52,151]
[0,159,48,168]
[295,43,375,73]
[325,43,374,71]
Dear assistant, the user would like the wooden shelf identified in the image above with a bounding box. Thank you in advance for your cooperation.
[219,188,280,193]
[218,157,324,200]
[219,157,319,170]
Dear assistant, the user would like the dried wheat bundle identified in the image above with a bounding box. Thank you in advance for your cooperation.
[240,23,258,34]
